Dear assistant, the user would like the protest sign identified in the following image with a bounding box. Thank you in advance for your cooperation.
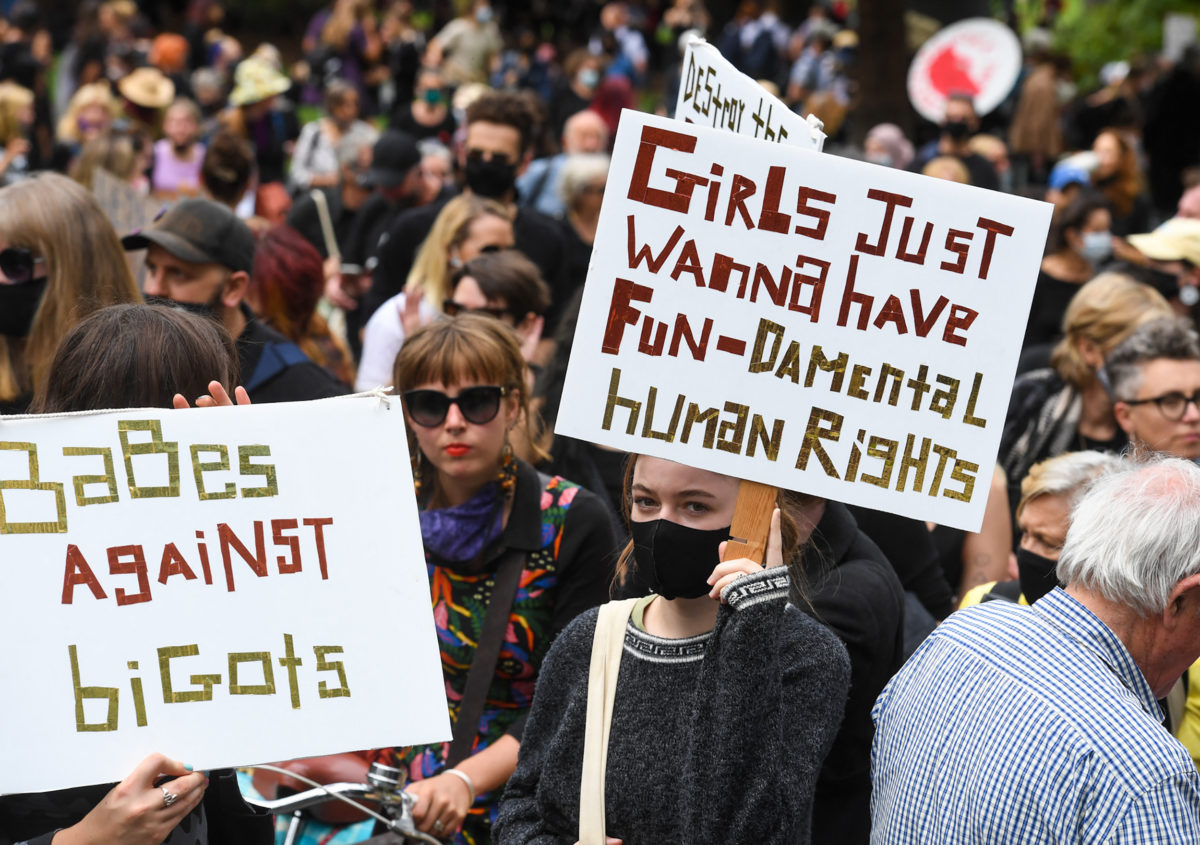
[555,110,1053,531]
[907,18,1022,122]
[675,36,826,152]
[0,395,448,793]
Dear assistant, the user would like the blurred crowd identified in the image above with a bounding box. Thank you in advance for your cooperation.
[5,0,1200,843]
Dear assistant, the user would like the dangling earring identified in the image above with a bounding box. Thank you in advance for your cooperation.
[497,438,516,497]
[412,452,424,497]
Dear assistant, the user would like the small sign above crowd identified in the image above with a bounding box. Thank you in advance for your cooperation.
[675,35,827,152]
[556,109,1053,531]
[0,397,449,793]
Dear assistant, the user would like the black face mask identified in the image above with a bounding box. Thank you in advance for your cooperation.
[464,156,517,199]
[942,119,971,140]
[0,276,48,338]
[1017,548,1061,605]
[143,294,221,322]
[631,518,729,600]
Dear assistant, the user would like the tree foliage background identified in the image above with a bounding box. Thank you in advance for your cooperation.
[1017,0,1198,87]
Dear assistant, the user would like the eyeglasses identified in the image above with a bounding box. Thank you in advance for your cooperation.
[442,299,511,320]
[403,386,506,427]
[1122,390,1200,421]
[0,247,43,285]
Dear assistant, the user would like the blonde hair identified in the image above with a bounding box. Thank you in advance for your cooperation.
[1049,272,1172,389]
[68,130,141,190]
[921,155,969,184]
[0,173,141,402]
[56,82,121,145]
[1016,450,1122,520]
[405,194,513,308]
[0,81,33,145]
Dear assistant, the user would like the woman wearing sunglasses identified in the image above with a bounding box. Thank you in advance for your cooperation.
[356,195,515,391]
[380,313,617,844]
[495,458,851,845]
[0,172,141,414]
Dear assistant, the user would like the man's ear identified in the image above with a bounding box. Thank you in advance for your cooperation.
[1164,573,1200,627]
[222,270,250,308]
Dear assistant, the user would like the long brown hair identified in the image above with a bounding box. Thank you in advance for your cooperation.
[393,313,547,496]
[0,172,140,403]
[34,303,239,413]
[1094,128,1142,218]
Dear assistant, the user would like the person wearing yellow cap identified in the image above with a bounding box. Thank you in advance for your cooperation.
[1128,216,1200,309]
[219,53,299,186]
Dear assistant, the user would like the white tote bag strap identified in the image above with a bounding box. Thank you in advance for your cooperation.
[578,598,638,845]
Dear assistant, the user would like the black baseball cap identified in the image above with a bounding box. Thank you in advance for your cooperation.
[122,198,256,275]
[358,129,421,189]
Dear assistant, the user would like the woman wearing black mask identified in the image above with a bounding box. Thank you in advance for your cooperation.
[959,450,1121,609]
[495,455,851,845]
[0,172,140,414]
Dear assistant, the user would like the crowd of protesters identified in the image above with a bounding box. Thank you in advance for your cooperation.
[4,0,1200,843]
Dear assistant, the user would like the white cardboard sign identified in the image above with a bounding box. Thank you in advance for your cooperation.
[675,35,826,152]
[556,110,1053,531]
[0,396,449,794]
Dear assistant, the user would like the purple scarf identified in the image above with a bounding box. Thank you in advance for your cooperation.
[419,483,504,564]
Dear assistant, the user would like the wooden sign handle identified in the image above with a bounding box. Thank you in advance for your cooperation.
[722,480,777,565]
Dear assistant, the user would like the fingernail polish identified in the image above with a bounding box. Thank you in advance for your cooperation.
[185,765,194,772]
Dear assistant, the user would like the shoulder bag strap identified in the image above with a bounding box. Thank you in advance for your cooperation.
[578,597,638,845]
[445,546,527,768]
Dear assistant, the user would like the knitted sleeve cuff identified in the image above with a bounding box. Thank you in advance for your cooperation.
[719,567,790,611]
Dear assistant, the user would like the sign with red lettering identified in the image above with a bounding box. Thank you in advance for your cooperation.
[676,35,826,151]
[0,396,448,793]
[907,18,1022,122]
[556,110,1052,530]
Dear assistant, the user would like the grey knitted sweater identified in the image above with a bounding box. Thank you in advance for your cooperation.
[495,567,851,845]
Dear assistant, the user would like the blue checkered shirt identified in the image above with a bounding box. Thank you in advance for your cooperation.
[871,588,1200,843]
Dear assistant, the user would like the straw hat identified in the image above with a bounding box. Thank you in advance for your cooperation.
[117,67,175,109]
[228,56,291,107]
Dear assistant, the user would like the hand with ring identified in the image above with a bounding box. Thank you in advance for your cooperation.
[51,753,208,845]
[405,770,473,838]
[708,508,784,602]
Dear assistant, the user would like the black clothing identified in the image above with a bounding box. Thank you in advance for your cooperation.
[845,505,954,620]
[389,105,456,145]
[799,502,906,845]
[237,308,348,403]
[286,187,361,260]
[365,197,568,325]
[0,769,271,845]
[1024,269,1083,351]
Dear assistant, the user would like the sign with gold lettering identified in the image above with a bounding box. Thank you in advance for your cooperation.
[675,35,826,151]
[0,395,448,793]
[556,110,1053,531]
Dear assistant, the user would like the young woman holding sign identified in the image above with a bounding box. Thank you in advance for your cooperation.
[0,303,266,845]
[382,314,617,844]
[493,457,851,845]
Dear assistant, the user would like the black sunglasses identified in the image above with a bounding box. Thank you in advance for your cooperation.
[442,299,512,320]
[403,386,506,427]
[0,247,42,285]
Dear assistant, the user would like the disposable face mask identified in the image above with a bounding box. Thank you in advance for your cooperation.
[1080,230,1113,265]
[631,518,730,600]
